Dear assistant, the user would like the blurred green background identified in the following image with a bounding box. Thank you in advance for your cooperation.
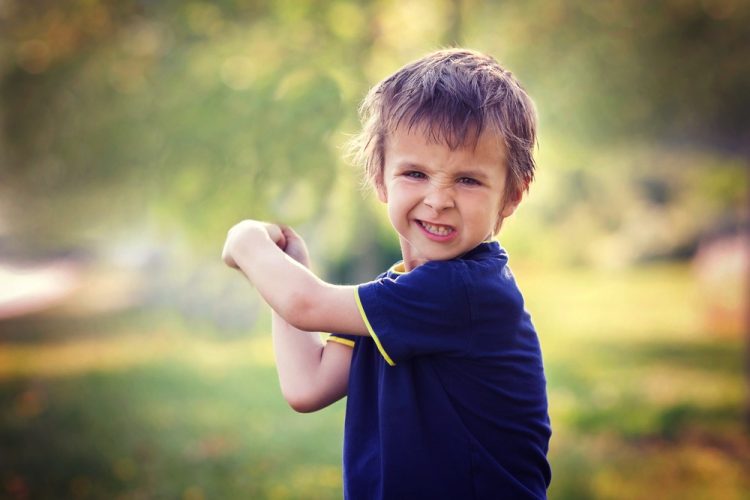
[1,0,748,498]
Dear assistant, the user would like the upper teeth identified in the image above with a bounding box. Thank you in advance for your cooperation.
[421,221,452,236]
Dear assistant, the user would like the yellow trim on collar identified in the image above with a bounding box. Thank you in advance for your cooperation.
[390,262,407,274]
[355,288,396,366]
[327,336,355,348]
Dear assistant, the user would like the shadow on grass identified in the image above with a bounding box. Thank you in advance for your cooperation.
[0,307,255,345]
[570,400,743,441]
[596,337,744,375]
[0,311,143,345]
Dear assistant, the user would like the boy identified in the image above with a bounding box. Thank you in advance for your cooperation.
[222,49,551,499]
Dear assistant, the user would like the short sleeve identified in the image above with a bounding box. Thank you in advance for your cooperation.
[356,260,472,365]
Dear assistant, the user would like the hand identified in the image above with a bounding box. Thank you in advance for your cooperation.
[222,220,287,269]
[280,225,311,268]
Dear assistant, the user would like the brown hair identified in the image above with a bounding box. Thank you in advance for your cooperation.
[349,48,537,202]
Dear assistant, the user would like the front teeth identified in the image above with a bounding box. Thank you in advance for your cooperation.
[420,221,453,236]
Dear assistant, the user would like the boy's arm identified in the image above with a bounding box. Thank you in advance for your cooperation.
[223,223,358,413]
[272,312,352,413]
[269,226,352,412]
[222,220,368,336]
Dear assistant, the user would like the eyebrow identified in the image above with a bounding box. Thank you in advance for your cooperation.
[395,161,491,181]
[393,160,427,171]
[454,169,489,180]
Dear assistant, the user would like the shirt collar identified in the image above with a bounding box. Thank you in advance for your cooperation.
[387,241,504,276]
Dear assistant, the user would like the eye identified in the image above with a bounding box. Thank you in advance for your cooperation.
[458,176,481,186]
[404,170,426,179]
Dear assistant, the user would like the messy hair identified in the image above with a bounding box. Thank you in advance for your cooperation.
[348,48,537,201]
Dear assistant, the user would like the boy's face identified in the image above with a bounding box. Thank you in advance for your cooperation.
[378,124,520,271]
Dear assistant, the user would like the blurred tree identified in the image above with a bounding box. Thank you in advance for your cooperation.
[0,0,375,249]
[0,0,747,260]
[467,0,750,150]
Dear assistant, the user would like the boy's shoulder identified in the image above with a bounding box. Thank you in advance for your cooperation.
[396,242,508,281]
[374,242,515,306]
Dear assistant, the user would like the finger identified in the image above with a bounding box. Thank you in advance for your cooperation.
[279,225,299,243]
[265,223,287,250]
[275,228,288,250]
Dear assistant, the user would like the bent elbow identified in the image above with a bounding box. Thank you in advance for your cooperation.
[283,389,324,414]
[287,398,320,414]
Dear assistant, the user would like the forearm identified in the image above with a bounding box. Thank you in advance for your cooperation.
[223,221,357,412]
[271,310,324,399]
[234,235,325,321]
[272,312,350,412]
[229,226,366,335]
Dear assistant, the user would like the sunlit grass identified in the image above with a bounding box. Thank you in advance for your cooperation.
[0,327,277,379]
[0,335,345,498]
[516,263,748,499]
[0,263,748,499]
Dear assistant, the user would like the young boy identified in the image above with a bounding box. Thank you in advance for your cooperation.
[222,49,551,499]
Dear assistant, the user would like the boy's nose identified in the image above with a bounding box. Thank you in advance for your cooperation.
[423,184,455,211]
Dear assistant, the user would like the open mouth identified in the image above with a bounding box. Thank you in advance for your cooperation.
[417,220,455,237]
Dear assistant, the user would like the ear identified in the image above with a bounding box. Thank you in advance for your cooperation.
[376,179,388,203]
[493,190,523,233]
[499,189,523,218]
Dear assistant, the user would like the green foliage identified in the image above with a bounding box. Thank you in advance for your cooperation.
[1,0,365,247]
[468,0,750,146]
[0,0,747,258]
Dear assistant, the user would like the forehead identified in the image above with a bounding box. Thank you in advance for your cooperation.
[384,122,507,169]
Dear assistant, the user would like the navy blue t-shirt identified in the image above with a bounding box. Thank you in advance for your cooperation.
[330,242,551,499]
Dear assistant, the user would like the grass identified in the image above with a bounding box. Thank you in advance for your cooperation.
[0,316,345,499]
[1,263,748,499]
[518,263,749,500]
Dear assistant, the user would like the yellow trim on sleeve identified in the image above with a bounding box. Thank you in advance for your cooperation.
[327,336,355,348]
[355,288,396,367]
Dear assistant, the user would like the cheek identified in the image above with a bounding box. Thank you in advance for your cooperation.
[387,182,414,205]
[386,186,417,222]
[386,200,408,233]
[387,192,407,215]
